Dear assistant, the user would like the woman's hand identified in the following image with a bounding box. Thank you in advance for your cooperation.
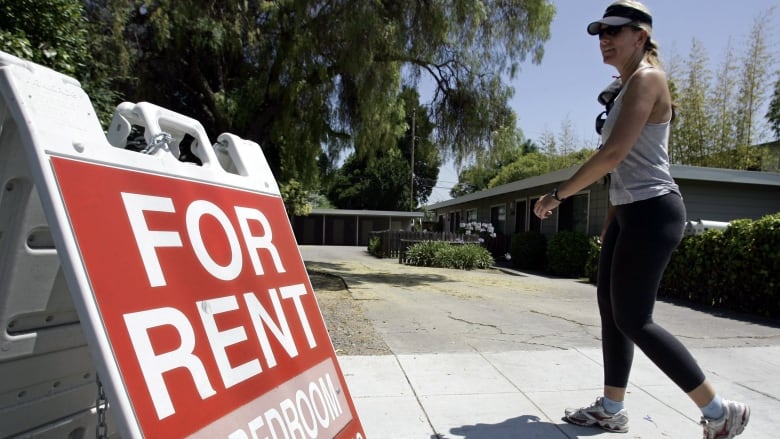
[534,193,561,219]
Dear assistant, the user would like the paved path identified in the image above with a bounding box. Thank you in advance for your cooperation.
[300,245,780,439]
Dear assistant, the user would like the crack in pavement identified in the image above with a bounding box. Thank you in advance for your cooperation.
[676,334,780,340]
[528,309,599,328]
[447,312,503,333]
[447,313,597,350]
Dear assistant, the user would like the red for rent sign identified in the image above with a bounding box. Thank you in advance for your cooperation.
[50,156,366,439]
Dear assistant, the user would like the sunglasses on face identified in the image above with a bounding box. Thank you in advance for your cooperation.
[598,25,626,38]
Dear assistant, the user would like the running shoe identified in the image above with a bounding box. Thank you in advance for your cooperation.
[701,399,750,439]
[563,396,629,433]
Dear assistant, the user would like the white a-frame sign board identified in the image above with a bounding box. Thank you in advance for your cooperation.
[0,51,366,438]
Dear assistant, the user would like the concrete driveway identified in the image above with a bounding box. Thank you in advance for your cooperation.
[299,245,780,439]
[299,245,780,355]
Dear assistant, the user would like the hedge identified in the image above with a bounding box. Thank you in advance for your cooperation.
[404,241,494,270]
[546,231,592,277]
[509,231,547,270]
[660,213,780,318]
[584,236,602,283]
[400,212,779,319]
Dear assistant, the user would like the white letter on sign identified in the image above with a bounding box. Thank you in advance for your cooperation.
[244,289,298,368]
[197,295,262,388]
[187,200,243,281]
[234,206,286,275]
[121,193,183,287]
[279,284,317,349]
[123,307,216,420]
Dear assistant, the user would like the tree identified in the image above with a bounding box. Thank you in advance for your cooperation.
[0,0,118,125]
[664,11,777,171]
[280,179,313,217]
[556,115,578,168]
[326,88,439,210]
[708,39,739,167]
[0,0,87,74]
[449,119,526,197]
[481,114,593,188]
[663,46,683,163]
[488,152,551,187]
[734,9,775,152]
[449,163,494,197]
[85,0,555,190]
[538,127,558,156]
[489,146,591,188]
[398,88,441,208]
[327,151,412,210]
[520,137,540,155]
[670,38,712,166]
[449,116,592,195]
[768,76,780,141]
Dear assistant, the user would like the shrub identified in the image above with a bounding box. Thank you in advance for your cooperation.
[405,240,445,267]
[546,231,591,277]
[661,232,702,301]
[747,214,780,314]
[452,244,494,270]
[509,231,547,270]
[583,236,602,283]
[404,241,494,270]
[660,213,780,318]
[367,236,383,257]
[713,215,780,315]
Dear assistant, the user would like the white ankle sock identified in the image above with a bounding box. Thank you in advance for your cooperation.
[701,394,724,420]
[602,396,624,414]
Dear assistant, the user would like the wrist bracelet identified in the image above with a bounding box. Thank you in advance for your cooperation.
[551,187,565,202]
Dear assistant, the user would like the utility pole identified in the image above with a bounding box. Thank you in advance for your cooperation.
[410,108,415,211]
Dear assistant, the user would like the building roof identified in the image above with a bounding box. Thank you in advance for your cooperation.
[671,165,780,185]
[427,165,780,210]
[309,208,424,218]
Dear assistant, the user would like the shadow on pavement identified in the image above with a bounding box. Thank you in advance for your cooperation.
[436,415,603,438]
[657,296,780,328]
[305,260,451,287]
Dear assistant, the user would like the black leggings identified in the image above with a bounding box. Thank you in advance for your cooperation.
[597,193,705,393]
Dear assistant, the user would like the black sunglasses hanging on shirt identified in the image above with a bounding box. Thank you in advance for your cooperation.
[595,79,622,135]
[595,110,609,135]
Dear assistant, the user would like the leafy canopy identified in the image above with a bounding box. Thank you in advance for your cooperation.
[85,0,554,188]
[327,87,441,210]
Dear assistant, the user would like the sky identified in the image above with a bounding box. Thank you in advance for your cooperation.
[427,0,780,204]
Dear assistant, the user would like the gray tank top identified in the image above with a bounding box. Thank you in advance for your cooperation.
[601,68,680,205]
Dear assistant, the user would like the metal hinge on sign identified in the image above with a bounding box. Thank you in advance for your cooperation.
[95,373,108,439]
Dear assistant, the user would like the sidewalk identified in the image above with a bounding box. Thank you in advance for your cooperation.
[339,346,779,438]
[300,246,779,438]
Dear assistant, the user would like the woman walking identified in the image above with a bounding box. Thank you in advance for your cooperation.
[533,2,750,437]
